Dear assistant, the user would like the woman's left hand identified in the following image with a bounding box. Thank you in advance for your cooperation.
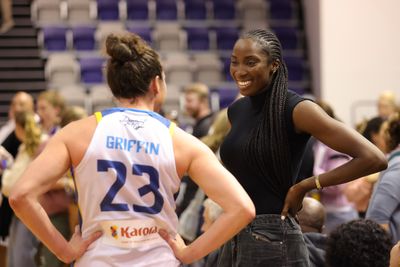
[281,182,308,219]
[159,229,192,264]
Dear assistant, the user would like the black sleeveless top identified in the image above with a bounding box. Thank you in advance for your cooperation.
[220,90,310,215]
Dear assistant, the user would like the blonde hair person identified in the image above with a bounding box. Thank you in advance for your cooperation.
[2,111,46,267]
[2,111,44,196]
[184,83,209,100]
[378,91,398,119]
[14,111,42,157]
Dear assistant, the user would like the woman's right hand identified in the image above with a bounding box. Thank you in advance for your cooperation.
[281,177,314,219]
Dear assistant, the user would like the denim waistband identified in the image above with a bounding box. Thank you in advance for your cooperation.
[247,214,299,229]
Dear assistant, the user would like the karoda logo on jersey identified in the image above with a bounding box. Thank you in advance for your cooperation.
[110,225,158,239]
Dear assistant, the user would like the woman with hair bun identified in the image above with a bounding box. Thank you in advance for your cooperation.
[8,32,255,266]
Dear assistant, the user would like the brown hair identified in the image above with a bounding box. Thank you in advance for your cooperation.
[105,33,163,99]
[60,106,88,127]
[386,112,400,151]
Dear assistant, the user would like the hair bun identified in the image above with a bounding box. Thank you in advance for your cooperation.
[106,34,137,62]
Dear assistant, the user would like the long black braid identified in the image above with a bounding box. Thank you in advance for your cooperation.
[242,29,293,198]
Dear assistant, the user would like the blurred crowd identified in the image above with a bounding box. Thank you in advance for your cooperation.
[0,87,399,267]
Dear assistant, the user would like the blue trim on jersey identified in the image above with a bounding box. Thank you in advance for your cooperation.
[70,166,83,230]
[100,108,171,128]
[69,166,80,267]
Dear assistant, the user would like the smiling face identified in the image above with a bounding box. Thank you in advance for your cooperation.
[230,38,278,96]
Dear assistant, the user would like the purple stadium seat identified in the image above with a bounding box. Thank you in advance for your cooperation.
[72,26,96,51]
[212,0,235,20]
[221,56,234,81]
[126,0,149,20]
[156,0,178,20]
[97,0,119,21]
[184,0,207,20]
[269,0,296,20]
[272,27,299,50]
[80,57,105,83]
[42,26,68,51]
[284,56,305,82]
[186,26,210,50]
[215,26,239,50]
[127,25,152,45]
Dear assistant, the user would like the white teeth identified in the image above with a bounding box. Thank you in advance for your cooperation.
[237,81,251,87]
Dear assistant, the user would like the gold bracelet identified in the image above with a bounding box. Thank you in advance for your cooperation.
[315,175,322,190]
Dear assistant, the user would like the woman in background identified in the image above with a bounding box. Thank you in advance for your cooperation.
[367,112,400,244]
[2,111,46,267]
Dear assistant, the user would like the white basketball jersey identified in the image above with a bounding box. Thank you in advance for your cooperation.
[73,108,181,267]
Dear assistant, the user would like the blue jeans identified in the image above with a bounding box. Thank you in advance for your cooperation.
[217,214,310,267]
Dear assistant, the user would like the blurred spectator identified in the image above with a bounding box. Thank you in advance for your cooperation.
[183,83,214,138]
[202,198,223,267]
[367,112,400,244]
[37,90,66,136]
[60,106,87,128]
[2,111,46,267]
[200,108,229,154]
[298,197,326,234]
[313,100,358,234]
[325,219,392,267]
[377,91,398,119]
[0,92,34,242]
[36,90,71,267]
[59,105,87,242]
[298,197,327,267]
[200,94,241,155]
[344,116,386,217]
[0,92,34,144]
[177,83,215,230]
[0,0,14,34]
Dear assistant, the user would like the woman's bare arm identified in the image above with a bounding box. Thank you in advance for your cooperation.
[162,127,255,264]
[281,100,387,217]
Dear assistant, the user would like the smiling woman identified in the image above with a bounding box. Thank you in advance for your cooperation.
[218,29,387,266]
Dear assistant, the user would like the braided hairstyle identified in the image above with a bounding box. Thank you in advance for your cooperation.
[106,33,163,99]
[242,29,292,197]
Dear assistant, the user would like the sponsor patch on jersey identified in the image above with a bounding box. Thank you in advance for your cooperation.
[100,219,170,248]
